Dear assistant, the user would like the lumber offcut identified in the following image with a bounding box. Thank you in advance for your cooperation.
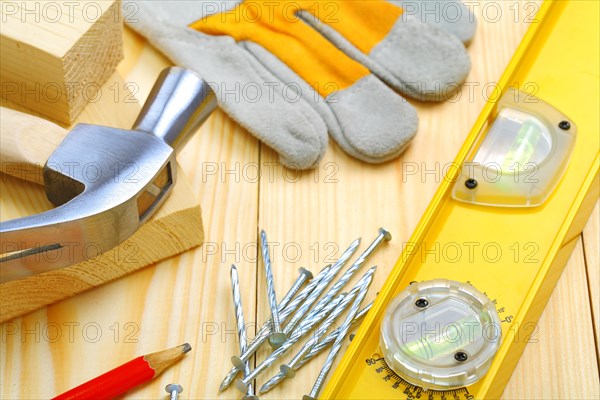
[0,0,123,124]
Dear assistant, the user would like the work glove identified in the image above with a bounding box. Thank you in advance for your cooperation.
[125,0,475,169]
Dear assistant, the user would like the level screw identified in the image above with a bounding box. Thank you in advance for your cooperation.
[465,179,478,189]
[415,298,429,308]
[559,120,571,130]
[165,383,183,400]
[454,352,468,362]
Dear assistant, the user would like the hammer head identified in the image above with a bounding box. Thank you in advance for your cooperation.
[0,67,216,283]
[1,124,175,282]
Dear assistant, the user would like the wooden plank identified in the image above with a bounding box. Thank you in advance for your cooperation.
[254,2,528,398]
[127,48,264,398]
[0,72,203,322]
[583,202,600,351]
[502,239,600,399]
[1,1,598,399]
[0,0,123,123]
[255,2,599,399]
[0,39,260,398]
[0,107,66,185]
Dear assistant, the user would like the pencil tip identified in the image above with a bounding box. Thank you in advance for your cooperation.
[181,343,192,354]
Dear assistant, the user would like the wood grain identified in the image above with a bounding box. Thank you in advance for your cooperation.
[583,203,600,352]
[0,107,73,185]
[0,73,203,322]
[0,0,123,123]
[0,1,598,399]
[502,238,600,399]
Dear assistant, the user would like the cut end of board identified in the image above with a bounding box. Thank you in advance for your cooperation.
[0,0,124,124]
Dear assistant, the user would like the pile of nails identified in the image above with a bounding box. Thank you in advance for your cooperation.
[222,227,391,399]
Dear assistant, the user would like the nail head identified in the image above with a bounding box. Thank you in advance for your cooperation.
[231,355,246,369]
[268,332,288,348]
[379,227,392,241]
[299,267,314,280]
[235,379,250,393]
[280,364,296,378]
[165,384,183,394]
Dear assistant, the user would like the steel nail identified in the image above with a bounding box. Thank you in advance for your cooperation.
[258,302,373,394]
[276,237,361,342]
[233,293,346,394]
[304,302,373,361]
[230,265,331,370]
[297,229,389,334]
[229,266,259,399]
[222,236,364,391]
[280,267,338,340]
[220,265,326,391]
[284,269,375,377]
[165,383,183,400]
[304,268,375,400]
[274,237,361,344]
[260,230,286,347]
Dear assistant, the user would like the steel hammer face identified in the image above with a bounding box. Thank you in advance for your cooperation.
[0,67,216,283]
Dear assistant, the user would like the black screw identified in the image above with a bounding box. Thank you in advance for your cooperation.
[465,179,478,189]
[559,121,570,130]
[454,352,468,362]
[415,298,429,308]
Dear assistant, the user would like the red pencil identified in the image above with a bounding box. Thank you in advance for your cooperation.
[53,343,192,400]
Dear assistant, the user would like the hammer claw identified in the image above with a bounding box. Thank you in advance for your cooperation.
[0,67,216,282]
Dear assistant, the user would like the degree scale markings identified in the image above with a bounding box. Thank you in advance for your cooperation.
[366,357,474,400]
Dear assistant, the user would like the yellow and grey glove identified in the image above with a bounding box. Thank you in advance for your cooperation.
[126,0,474,169]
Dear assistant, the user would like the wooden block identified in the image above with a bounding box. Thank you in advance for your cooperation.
[0,0,123,124]
[0,72,203,322]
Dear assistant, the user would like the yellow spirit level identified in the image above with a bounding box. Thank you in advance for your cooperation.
[322,1,599,398]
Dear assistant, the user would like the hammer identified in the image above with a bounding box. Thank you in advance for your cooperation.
[0,67,216,283]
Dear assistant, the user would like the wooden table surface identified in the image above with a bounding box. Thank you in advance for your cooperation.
[1,2,599,399]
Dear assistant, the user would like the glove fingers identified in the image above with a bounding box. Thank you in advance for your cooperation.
[328,75,418,162]
[297,4,471,102]
[243,41,418,163]
[128,4,328,169]
[211,47,329,169]
[132,0,423,165]
[368,15,472,101]
[388,0,477,45]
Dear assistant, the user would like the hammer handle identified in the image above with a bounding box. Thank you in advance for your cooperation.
[0,107,66,185]
[132,67,216,151]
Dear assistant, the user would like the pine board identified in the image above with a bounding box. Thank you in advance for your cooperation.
[0,0,123,123]
[0,2,598,399]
